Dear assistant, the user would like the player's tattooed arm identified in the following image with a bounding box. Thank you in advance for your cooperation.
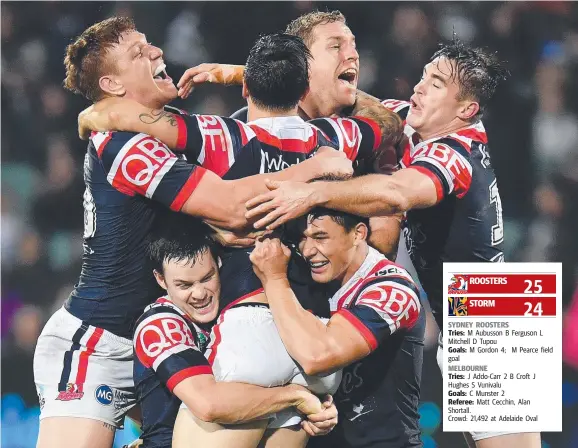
[78,97,180,147]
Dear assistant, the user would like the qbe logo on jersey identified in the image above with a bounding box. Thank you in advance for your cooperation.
[442,263,562,434]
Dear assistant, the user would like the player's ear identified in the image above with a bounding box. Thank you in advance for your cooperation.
[153,269,168,290]
[353,222,368,246]
[99,75,126,97]
[458,100,479,121]
[242,80,249,99]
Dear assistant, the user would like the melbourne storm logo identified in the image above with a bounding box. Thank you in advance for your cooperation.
[448,297,468,316]
[449,274,468,294]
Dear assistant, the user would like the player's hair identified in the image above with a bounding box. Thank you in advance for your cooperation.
[244,33,311,111]
[431,37,510,120]
[283,174,370,247]
[63,16,136,102]
[148,213,216,275]
[285,10,346,47]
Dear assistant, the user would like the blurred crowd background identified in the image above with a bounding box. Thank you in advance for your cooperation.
[2,1,577,447]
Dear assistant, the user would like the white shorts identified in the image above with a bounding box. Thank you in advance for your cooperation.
[34,307,137,428]
[204,304,342,428]
[436,334,522,441]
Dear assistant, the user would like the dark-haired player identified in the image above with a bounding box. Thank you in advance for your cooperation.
[249,206,425,448]
[76,31,401,447]
[133,214,337,448]
[33,18,350,448]
[245,40,540,448]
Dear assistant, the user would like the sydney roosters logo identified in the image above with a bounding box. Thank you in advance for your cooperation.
[449,274,468,293]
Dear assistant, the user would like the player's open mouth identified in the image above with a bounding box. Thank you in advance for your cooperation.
[410,96,420,111]
[192,297,214,313]
[309,260,329,273]
[153,63,172,83]
[338,68,357,86]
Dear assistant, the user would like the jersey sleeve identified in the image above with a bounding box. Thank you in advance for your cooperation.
[381,99,411,120]
[337,267,421,351]
[172,114,259,178]
[309,116,381,162]
[93,131,208,212]
[408,138,473,201]
[134,310,212,392]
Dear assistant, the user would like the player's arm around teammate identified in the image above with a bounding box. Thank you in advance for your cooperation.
[249,234,421,376]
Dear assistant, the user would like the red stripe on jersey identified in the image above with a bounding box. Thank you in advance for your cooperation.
[338,309,378,351]
[249,125,318,154]
[354,116,382,151]
[456,127,487,145]
[206,288,264,365]
[166,365,213,392]
[174,114,188,151]
[237,121,249,146]
[95,133,113,158]
[170,167,208,211]
[335,260,390,311]
[408,165,444,203]
[74,327,104,393]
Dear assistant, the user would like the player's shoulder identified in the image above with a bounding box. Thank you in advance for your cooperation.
[134,298,188,333]
[381,99,411,119]
[356,257,420,300]
[90,130,157,159]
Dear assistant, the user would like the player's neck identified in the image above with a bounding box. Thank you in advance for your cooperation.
[340,245,370,287]
[247,102,299,122]
[419,118,474,142]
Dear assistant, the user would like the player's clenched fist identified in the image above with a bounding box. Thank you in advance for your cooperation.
[177,63,244,99]
[250,237,291,285]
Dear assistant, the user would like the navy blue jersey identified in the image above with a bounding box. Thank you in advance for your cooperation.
[133,298,211,448]
[312,247,424,448]
[67,109,265,339]
[218,247,332,318]
[211,114,382,312]
[382,99,505,332]
[67,128,207,338]
[181,113,382,180]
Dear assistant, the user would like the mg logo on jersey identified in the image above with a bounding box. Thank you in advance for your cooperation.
[449,274,468,294]
[448,297,468,316]
[95,384,113,406]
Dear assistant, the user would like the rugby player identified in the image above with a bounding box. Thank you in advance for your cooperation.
[78,31,401,448]
[174,10,404,259]
[249,206,425,448]
[245,39,541,448]
[34,17,350,448]
[133,214,337,448]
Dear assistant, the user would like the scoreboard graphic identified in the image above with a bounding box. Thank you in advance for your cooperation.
[442,263,562,434]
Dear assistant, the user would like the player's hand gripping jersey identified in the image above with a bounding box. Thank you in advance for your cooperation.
[133,298,211,448]
[381,99,505,331]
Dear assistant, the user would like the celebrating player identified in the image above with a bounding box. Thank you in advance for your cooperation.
[79,32,397,448]
[34,17,350,448]
[245,39,541,448]
[249,205,425,448]
[133,214,337,448]
[174,10,404,258]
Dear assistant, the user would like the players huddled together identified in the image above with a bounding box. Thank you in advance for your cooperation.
[32,9,541,448]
